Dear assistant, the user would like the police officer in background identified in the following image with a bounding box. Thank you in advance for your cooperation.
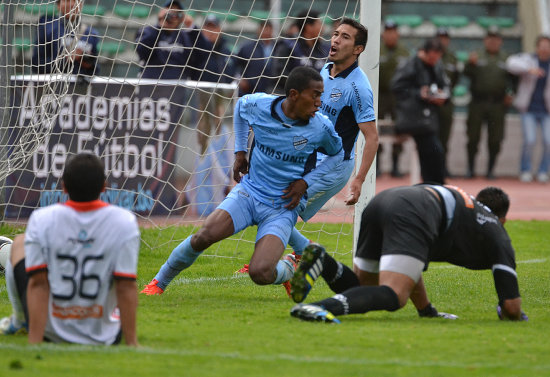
[464,26,514,179]
[377,20,410,177]
[436,27,460,178]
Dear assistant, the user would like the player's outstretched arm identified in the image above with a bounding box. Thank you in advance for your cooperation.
[116,279,139,346]
[346,121,378,205]
[27,271,50,344]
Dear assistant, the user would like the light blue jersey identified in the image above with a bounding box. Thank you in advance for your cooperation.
[320,61,376,160]
[234,93,343,208]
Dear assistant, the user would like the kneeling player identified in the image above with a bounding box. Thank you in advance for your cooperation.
[289,185,527,323]
[1,153,140,345]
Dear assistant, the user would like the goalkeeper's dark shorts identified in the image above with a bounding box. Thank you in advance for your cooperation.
[355,186,443,265]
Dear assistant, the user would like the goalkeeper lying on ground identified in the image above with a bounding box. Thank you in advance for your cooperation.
[289,185,528,323]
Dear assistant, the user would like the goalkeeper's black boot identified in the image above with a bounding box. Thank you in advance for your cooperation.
[290,243,326,303]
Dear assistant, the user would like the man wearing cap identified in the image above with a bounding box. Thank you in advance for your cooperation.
[377,20,410,177]
[32,0,100,79]
[135,0,198,79]
[436,27,461,177]
[464,26,514,179]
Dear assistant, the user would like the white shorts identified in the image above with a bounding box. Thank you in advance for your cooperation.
[353,254,424,283]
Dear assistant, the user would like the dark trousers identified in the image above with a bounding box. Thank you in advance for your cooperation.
[466,100,507,174]
[438,101,454,155]
[413,132,446,184]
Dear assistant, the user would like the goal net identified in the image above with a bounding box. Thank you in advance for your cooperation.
[0,0,378,262]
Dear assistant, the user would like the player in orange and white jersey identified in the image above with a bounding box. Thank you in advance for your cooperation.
[1,153,140,345]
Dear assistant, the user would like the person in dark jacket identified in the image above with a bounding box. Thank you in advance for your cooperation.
[32,0,100,78]
[135,0,197,80]
[232,20,277,96]
[272,10,329,94]
[436,27,461,178]
[189,14,236,154]
[391,38,450,184]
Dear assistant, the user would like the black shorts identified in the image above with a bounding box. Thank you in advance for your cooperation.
[355,186,443,264]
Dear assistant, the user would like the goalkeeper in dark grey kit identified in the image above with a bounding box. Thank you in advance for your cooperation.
[289,185,527,323]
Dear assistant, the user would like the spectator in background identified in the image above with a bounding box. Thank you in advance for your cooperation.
[272,10,329,94]
[506,35,550,183]
[283,21,300,39]
[135,0,197,79]
[391,38,450,184]
[190,14,235,155]
[436,27,461,178]
[32,0,100,79]
[377,20,410,177]
[233,20,277,96]
[464,26,514,179]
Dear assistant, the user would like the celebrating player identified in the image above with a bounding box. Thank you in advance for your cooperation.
[141,66,343,295]
[238,18,378,280]
[289,185,527,323]
[0,153,140,345]
[287,18,377,257]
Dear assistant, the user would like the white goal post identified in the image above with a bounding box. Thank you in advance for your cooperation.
[0,0,380,260]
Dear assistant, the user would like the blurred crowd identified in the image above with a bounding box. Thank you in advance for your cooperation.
[29,0,550,183]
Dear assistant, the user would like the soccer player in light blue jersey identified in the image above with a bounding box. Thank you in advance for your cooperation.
[142,67,344,295]
[287,18,379,255]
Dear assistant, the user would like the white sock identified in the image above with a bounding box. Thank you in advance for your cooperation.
[5,259,26,326]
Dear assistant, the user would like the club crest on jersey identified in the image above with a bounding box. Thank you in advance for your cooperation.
[330,88,343,102]
[293,136,308,150]
[68,230,94,248]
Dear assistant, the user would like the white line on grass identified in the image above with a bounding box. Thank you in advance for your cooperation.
[0,343,548,371]
[431,258,546,269]
[172,273,250,285]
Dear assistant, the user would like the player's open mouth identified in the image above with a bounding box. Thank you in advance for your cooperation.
[329,47,338,55]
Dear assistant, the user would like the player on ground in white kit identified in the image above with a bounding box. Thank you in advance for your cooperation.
[0,153,140,345]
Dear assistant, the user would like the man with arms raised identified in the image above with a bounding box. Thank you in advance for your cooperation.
[141,67,343,295]
[1,153,139,345]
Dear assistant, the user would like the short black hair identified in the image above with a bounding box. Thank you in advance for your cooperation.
[422,38,444,53]
[62,153,106,202]
[476,187,510,219]
[295,10,320,35]
[339,17,368,49]
[284,66,322,96]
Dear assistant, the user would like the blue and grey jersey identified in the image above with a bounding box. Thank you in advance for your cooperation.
[320,62,375,160]
[234,93,343,208]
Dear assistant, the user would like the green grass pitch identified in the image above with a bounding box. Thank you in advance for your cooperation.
[1,220,549,376]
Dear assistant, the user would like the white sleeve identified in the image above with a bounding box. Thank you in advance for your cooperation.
[113,213,140,280]
[24,210,48,273]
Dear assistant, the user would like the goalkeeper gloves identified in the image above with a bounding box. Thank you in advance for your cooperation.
[417,303,458,320]
[496,305,528,321]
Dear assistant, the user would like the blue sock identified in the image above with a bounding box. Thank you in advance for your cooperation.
[288,227,310,255]
[272,258,295,285]
[154,236,203,290]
